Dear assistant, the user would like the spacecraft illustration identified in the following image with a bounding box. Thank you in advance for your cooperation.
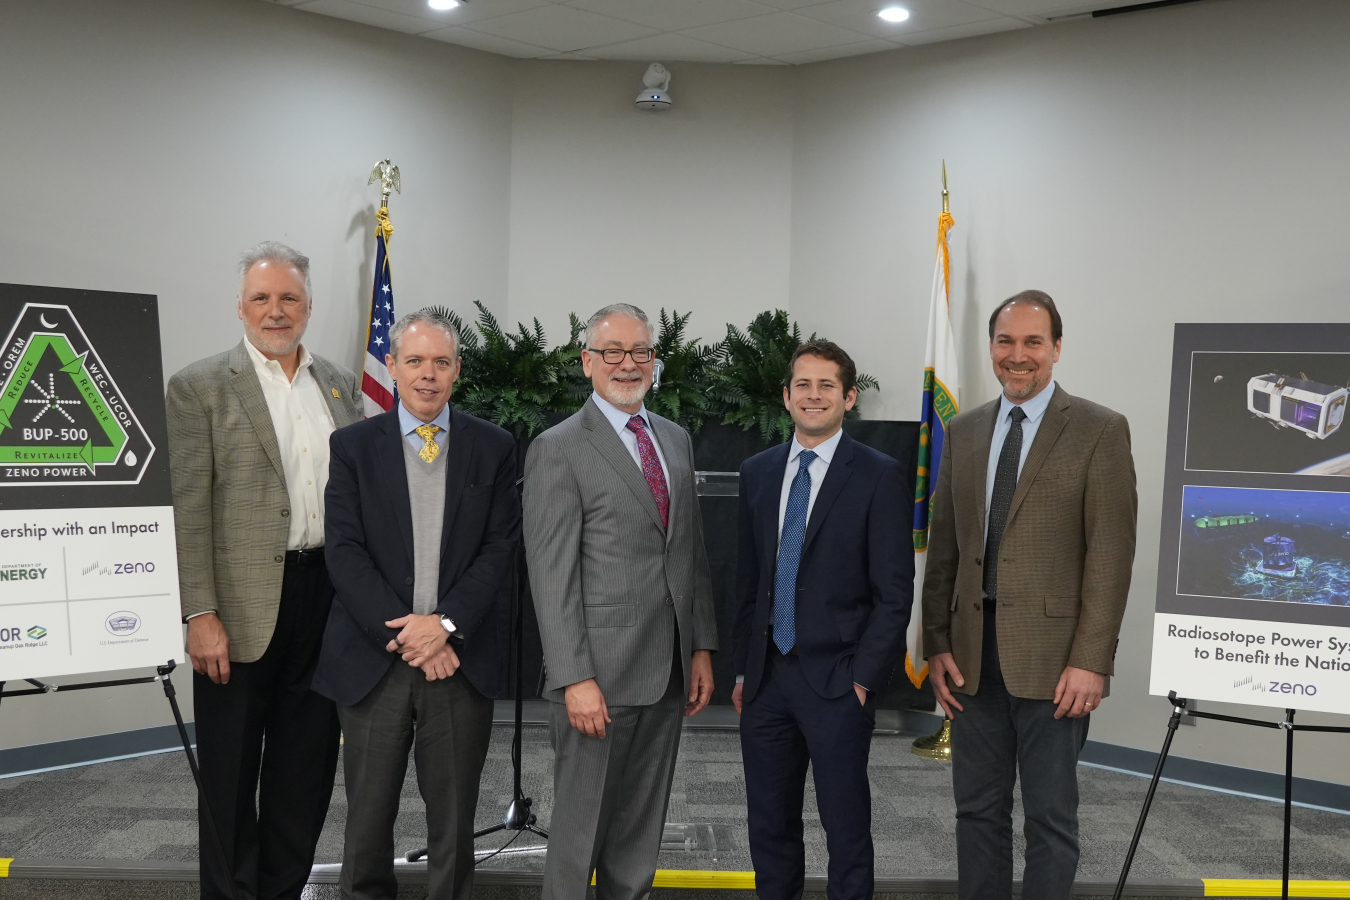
[1247,372,1348,439]
[1261,533,1298,578]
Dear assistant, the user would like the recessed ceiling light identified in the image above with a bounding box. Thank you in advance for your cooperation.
[428,0,459,10]
[877,6,910,22]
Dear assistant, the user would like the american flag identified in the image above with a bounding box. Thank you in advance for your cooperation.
[362,208,397,417]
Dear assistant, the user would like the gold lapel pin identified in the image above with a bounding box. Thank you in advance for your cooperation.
[331,388,340,399]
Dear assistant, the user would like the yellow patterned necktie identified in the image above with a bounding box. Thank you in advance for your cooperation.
[414,424,441,463]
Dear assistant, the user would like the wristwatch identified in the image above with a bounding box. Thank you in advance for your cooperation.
[439,614,463,643]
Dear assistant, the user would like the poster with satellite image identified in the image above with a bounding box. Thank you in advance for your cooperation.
[1152,324,1350,715]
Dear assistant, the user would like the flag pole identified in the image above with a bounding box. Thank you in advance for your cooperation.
[912,161,956,761]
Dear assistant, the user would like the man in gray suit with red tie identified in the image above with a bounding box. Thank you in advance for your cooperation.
[524,303,719,900]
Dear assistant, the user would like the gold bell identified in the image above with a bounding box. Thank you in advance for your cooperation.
[911,717,952,760]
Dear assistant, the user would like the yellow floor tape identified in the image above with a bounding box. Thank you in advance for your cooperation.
[0,858,11,878]
[1205,880,1350,897]
[589,870,756,889]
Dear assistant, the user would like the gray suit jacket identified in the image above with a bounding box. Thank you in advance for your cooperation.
[166,339,362,663]
[921,384,1137,700]
[524,397,718,707]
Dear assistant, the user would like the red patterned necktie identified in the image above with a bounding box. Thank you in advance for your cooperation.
[626,415,669,530]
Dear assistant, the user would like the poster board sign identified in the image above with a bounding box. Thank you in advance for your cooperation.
[1151,324,1350,714]
[0,283,182,681]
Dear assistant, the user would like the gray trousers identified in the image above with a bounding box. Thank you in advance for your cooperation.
[543,660,684,900]
[951,611,1090,900]
[337,661,494,900]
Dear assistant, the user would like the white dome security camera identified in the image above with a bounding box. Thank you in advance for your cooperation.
[636,63,672,110]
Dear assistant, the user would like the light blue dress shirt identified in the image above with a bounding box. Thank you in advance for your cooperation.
[983,380,1057,547]
[777,427,844,545]
[591,392,670,486]
[398,401,451,453]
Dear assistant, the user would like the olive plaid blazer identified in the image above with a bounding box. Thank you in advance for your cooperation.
[921,384,1137,700]
[166,340,362,663]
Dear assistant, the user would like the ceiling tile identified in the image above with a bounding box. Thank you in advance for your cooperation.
[962,0,1098,16]
[462,4,659,52]
[899,15,1029,43]
[794,0,1002,40]
[772,37,900,64]
[586,32,759,64]
[681,11,872,58]
[734,57,793,65]
[563,0,769,33]
[292,0,441,33]
[421,24,553,56]
[536,51,601,60]
[311,0,554,27]
[746,0,837,10]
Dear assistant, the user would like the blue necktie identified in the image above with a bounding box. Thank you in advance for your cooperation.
[773,449,817,655]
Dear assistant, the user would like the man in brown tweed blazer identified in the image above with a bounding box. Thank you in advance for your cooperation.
[167,242,361,900]
[922,290,1137,900]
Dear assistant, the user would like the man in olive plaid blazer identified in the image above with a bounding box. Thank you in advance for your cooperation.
[922,291,1137,900]
[167,242,361,900]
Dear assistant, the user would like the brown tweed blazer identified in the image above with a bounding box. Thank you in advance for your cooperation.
[166,340,362,663]
[921,384,1137,700]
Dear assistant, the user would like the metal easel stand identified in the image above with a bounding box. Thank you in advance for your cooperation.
[0,660,243,900]
[1112,690,1350,900]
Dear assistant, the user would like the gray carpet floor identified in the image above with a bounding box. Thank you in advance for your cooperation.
[3,724,1350,883]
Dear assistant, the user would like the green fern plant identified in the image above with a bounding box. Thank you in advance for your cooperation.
[710,309,879,444]
[432,301,586,439]
[644,309,718,433]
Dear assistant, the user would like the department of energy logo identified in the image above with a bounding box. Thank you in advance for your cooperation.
[0,303,154,486]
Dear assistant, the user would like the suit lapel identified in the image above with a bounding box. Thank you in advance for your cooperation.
[1005,385,1070,528]
[227,341,286,488]
[439,408,474,562]
[310,355,358,428]
[375,409,416,567]
[581,399,666,534]
[649,415,686,546]
[971,399,1000,534]
[802,432,854,553]
[760,443,791,569]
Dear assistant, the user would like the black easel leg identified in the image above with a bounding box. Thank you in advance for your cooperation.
[1282,709,1295,900]
[1112,695,1188,900]
[157,661,243,900]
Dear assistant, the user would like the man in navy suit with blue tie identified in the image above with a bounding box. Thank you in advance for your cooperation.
[732,340,913,900]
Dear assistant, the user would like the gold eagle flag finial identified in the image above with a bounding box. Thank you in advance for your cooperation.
[368,159,401,209]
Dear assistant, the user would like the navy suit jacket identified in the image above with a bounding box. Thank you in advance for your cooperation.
[312,405,520,707]
[733,430,913,702]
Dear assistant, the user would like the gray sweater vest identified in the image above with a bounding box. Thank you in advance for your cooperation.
[402,436,448,616]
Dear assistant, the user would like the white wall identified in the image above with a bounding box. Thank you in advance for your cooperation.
[7,0,1350,785]
[505,60,795,345]
[788,0,1350,781]
[0,0,514,750]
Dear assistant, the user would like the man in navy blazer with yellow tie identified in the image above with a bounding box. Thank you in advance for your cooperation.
[732,340,913,900]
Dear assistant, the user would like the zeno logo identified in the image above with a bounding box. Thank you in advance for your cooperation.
[105,611,141,636]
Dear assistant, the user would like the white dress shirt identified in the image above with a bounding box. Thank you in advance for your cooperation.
[983,379,1057,548]
[591,392,670,486]
[777,428,844,544]
[243,339,336,550]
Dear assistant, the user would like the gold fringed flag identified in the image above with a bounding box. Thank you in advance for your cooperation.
[906,171,960,689]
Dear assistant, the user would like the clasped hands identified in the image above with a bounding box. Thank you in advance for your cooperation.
[928,652,1103,720]
[385,613,459,681]
[565,650,715,738]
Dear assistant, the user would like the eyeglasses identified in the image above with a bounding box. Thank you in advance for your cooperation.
[587,347,655,364]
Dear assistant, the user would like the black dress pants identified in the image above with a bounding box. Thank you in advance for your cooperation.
[741,648,877,900]
[951,609,1089,900]
[193,555,342,900]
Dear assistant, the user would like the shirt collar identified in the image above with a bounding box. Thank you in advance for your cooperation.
[788,426,844,466]
[998,379,1057,426]
[244,336,312,384]
[398,401,451,437]
[591,391,651,434]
